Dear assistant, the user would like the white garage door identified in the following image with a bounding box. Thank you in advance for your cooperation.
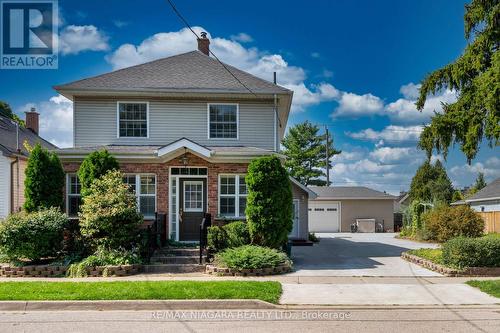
[308,201,340,232]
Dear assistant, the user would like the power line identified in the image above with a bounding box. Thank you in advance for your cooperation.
[165,0,283,128]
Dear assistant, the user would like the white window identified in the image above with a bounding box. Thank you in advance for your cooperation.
[66,174,81,217]
[208,104,238,139]
[218,175,247,218]
[118,102,148,138]
[123,174,156,218]
[183,181,204,212]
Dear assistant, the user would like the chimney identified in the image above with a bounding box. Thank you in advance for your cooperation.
[197,32,210,56]
[25,107,39,134]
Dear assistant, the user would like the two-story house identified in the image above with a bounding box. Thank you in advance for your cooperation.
[54,34,314,242]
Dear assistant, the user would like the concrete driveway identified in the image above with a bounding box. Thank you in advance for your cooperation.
[289,233,441,277]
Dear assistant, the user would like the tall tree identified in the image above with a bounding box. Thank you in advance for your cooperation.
[281,121,341,186]
[0,101,25,126]
[473,172,487,191]
[409,160,454,203]
[24,144,65,212]
[78,150,119,196]
[416,0,499,162]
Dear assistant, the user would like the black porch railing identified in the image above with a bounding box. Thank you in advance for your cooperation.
[199,213,212,264]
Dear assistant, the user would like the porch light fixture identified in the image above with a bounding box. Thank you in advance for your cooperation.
[181,147,189,167]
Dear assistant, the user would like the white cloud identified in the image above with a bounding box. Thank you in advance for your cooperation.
[106,26,339,113]
[310,52,320,58]
[321,69,334,78]
[17,95,73,148]
[59,25,109,55]
[230,32,253,43]
[333,92,384,118]
[369,147,414,164]
[451,160,500,179]
[399,82,421,99]
[113,20,129,28]
[346,125,424,142]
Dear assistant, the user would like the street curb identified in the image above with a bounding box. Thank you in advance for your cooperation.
[0,299,279,311]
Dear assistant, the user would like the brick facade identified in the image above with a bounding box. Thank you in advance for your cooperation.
[62,153,249,238]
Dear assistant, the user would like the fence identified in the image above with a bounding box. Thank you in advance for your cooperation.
[478,211,500,233]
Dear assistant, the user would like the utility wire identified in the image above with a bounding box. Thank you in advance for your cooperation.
[165,0,283,128]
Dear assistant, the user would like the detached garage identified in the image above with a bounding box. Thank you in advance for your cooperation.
[308,186,396,232]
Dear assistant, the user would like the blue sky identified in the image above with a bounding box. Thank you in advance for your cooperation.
[1,0,498,193]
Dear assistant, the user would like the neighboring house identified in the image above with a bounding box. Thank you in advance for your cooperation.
[0,110,57,218]
[393,191,410,213]
[452,178,500,233]
[53,34,312,241]
[308,186,396,232]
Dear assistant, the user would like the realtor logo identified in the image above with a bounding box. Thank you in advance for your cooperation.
[1,0,58,69]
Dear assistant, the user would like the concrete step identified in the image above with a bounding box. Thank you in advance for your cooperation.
[150,256,201,264]
[154,248,201,256]
[142,264,206,274]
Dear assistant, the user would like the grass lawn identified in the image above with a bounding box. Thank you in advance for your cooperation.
[407,248,443,265]
[0,281,282,304]
[467,280,500,298]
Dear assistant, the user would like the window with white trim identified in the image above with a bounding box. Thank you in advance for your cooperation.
[183,181,204,212]
[123,174,156,218]
[219,175,247,218]
[209,104,238,139]
[118,102,148,137]
[67,174,81,217]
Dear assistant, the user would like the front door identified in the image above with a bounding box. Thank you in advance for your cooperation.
[179,178,207,241]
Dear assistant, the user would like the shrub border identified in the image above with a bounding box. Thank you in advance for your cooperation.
[205,263,291,276]
[401,252,500,277]
[0,264,142,278]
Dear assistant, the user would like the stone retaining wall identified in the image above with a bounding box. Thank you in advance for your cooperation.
[205,264,291,276]
[0,264,141,277]
[401,252,500,277]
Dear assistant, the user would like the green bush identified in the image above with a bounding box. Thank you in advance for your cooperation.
[214,245,291,270]
[207,226,227,252]
[246,156,293,248]
[0,208,67,262]
[79,170,143,250]
[67,248,142,277]
[78,150,119,196]
[224,221,250,248]
[24,143,65,212]
[422,205,484,242]
[308,232,319,243]
[442,236,500,269]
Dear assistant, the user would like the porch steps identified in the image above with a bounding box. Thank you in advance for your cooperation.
[145,247,205,273]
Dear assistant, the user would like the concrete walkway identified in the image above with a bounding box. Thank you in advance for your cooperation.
[280,283,500,305]
[290,233,440,277]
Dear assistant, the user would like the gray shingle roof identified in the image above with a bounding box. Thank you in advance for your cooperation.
[309,186,396,200]
[467,178,500,202]
[55,51,291,95]
[0,115,57,157]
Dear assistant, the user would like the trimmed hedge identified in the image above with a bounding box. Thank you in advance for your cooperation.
[442,235,500,269]
[0,208,68,262]
[214,245,291,270]
[422,205,484,242]
[207,221,250,252]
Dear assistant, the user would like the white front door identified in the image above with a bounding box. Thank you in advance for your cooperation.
[308,201,340,232]
[289,199,300,238]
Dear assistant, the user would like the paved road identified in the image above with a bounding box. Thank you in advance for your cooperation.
[290,233,440,277]
[1,307,500,332]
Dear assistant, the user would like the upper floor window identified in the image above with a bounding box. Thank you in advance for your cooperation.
[118,102,148,138]
[208,104,238,139]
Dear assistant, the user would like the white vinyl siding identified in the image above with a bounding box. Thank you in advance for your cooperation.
[74,98,275,149]
[0,155,11,219]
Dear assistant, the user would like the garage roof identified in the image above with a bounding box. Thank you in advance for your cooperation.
[308,186,396,200]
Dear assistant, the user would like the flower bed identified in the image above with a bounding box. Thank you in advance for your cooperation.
[0,264,142,277]
[205,263,291,276]
[401,252,500,277]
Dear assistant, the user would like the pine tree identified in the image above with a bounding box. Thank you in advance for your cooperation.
[409,160,453,203]
[281,121,341,186]
[417,0,499,162]
[24,144,65,211]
